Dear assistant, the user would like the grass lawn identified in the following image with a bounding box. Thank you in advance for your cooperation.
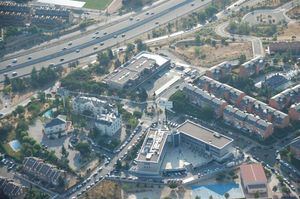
[78,0,113,10]
[3,143,22,161]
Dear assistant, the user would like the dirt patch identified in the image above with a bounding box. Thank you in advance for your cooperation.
[287,5,300,19]
[175,42,253,67]
[277,21,300,41]
[80,180,122,199]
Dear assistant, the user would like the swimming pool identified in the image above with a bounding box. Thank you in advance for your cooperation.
[192,183,245,199]
[43,109,53,118]
[9,140,21,152]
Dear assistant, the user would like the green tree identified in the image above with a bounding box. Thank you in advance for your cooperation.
[224,192,230,199]
[15,105,25,115]
[135,39,147,52]
[31,67,39,88]
[75,142,91,155]
[37,92,46,103]
[107,48,114,60]
[238,54,246,65]
[254,191,259,198]
[4,75,10,86]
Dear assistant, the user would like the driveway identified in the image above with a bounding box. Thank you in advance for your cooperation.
[28,119,81,170]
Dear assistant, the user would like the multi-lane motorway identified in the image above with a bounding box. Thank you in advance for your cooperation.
[0,0,212,82]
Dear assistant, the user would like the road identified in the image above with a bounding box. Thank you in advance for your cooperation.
[64,124,148,199]
[215,21,264,58]
[215,0,298,58]
[0,0,212,82]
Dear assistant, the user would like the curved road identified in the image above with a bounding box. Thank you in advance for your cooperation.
[0,0,212,82]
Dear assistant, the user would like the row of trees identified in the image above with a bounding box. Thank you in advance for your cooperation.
[228,21,277,37]
[169,90,214,122]
[4,66,60,93]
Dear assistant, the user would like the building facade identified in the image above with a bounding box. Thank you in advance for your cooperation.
[44,115,68,139]
[240,163,268,194]
[72,96,121,136]
[105,52,170,89]
[23,157,66,186]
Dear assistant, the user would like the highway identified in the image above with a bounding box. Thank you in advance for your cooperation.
[0,0,212,82]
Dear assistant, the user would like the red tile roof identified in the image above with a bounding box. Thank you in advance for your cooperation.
[240,163,267,184]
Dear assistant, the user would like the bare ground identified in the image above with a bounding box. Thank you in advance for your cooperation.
[80,180,122,199]
[277,21,300,41]
[175,42,253,68]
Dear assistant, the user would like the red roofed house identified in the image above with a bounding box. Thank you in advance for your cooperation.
[240,163,268,194]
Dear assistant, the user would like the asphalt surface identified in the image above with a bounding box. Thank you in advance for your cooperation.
[0,0,212,82]
[64,124,149,199]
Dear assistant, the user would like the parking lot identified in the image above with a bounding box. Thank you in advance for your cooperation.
[28,119,81,170]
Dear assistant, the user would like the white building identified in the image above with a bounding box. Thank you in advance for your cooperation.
[72,96,121,136]
[44,115,68,139]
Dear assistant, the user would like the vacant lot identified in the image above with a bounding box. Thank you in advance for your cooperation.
[78,0,112,10]
[277,21,300,41]
[80,180,122,199]
[175,42,253,67]
[287,5,300,19]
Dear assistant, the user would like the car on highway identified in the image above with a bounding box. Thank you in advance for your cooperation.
[60,58,64,62]
[103,32,107,35]
[68,42,72,46]
[76,49,80,53]
[136,18,140,21]
[155,21,159,25]
[27,56,32,60]
[129,17,133,21]
[113,34,118,38]
[12,72,18,77]
[122,34,126,38]
[94,46,98,50]
[62,47,67,51]
[3,73,8,77]
[12,59,17,63]
[6,64,12,68]
[100,42,104,46]
[95,31,99,34]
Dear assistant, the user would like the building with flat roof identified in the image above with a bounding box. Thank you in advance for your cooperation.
[105,52,170,89]
[134,121,234,176]
[240,163,268,194]
[135,129,169,175]
[176,120,233,162]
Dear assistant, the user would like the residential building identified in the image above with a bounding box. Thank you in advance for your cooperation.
[72,96,121,136]
[223,105,247,129]
[267,41,300,56]
[0,177,26,199]
[243,114,274,139]
[197,76,245,105]
[289,103,300,120]
[239,56,265,78]
[240,163,268,194]
[182,83,228,118]
[205,61,232,80]
[252,100,289,128]
[290,140,300,160]
[22,157,66,186]
[269,84,300,110]
[105,52,170,89]
[44,115,71,139]
[34,6,72,21]
[238,95,257,112]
